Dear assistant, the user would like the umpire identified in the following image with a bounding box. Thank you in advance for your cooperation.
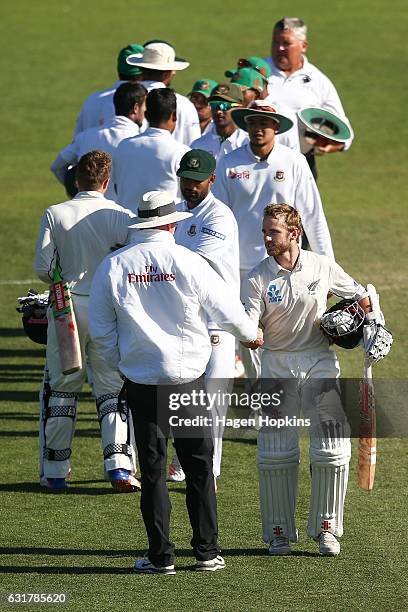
[89,190,260,574]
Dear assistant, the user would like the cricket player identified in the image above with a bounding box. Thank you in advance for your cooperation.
[51,82,147,200]
[126,42,201,146]
[213,100,333,378]
[187,79,218,135]
[34,151,139,492]
[111,88,189,210]
[89,190,261,574]
[168,149,240,484]
[241,204,391,556]
[73,43,144,137]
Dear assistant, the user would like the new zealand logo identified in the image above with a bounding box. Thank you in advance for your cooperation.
[187,224,197,236]
[267,283,283,303]
[307,279,320,294]
[274,170,285,182]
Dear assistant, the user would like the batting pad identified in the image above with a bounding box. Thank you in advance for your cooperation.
[307,432,351,538]
[97,394,136,473]
[257,429,300,543]
[41,390,78,479]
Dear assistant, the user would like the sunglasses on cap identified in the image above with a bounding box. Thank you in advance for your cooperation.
[209,101,240,111]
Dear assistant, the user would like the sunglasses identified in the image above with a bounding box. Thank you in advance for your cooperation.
[209,101,240,112]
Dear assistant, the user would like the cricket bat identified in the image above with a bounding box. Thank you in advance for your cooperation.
[51,265,82,375]
[357,284,380,491]
[357,325,376,490]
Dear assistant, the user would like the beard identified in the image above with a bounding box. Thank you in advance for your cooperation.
[266,240,290,257]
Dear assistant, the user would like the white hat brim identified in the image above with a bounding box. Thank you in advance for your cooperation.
[129,210,193,229]
[126,55,189,71]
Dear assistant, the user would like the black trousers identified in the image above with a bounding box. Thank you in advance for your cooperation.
[125,376,220,567]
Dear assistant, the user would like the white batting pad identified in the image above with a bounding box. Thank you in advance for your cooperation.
[41,390,78,479]
[257,428,300,542]
[307,432,351,538]
[97,394,136,473]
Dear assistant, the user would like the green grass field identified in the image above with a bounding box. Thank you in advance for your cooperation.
[1,0,408,610]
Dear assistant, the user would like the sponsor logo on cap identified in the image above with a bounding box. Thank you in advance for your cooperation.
[200,81,210,90]
[215,85,229,95]
[274,170,285,182]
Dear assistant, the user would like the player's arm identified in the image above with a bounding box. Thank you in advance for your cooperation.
[34,210,58,284]
[240,271,265,348]
[195,258,261,345]
[50,140,80,184]
[88,260,120,369]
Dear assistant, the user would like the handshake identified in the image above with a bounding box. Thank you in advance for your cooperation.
[241,328,264,350]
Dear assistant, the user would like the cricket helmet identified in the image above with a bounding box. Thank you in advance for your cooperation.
[320,299,365,349]
[20,303,48,345]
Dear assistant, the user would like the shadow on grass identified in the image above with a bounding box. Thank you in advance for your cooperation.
[0,328,26,337]
[0,481,128,495]
[0,349,45,358]
[0,428,99,438]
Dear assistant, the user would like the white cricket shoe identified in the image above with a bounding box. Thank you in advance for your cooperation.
[167,455,185,482]
[195,555,225,571]
[133,557,176,575]
[268,537,292,556]
[317,532,340,556]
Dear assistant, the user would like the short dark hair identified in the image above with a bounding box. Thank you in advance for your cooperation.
[145,88,177,124]
[113,82,147,116]
[76,150,111,190]
[140,67,171,82]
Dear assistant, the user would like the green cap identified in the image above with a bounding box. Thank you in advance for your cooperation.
[230,67,265,93]
[225,56,272,79]
[117,44,144,77]
[208,82,243,103]
[177,149,216,181]
[188,79,218,99]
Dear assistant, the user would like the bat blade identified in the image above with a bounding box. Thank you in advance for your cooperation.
[357,327,376,491]
[51,280,82,375]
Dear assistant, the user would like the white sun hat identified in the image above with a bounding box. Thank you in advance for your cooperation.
[126,42,189,71]
[129,190,192,229]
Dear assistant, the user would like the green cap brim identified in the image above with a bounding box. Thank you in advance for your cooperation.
[298,107,351,142]
[230,108,293,135]
[176,169,213,181]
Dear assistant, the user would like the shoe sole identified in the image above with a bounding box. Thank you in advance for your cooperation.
[111,480,141,493]
[195,564,225,572]
[133,567,176,575]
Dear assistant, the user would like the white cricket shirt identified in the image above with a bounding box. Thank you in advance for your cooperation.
[111,127,190,211]
[89,230,257,384]
[74,80,124,136]
[34,191,134,295]
[191,127,249,162]
[264,56,353,150]
[242,249,365,352]
[175,191,240,293]
[141,80,201,146]
[213,142,334,272]
[51,116,140,200]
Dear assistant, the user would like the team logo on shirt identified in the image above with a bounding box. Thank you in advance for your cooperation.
[307,279,320,294]
[267,283,283,303]
[187,224,197,236]
[274,170,285,182]
[210,334,220,346]
[187,158,200,169]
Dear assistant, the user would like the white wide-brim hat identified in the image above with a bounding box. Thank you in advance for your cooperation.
[126,42,189,71]
[129,190,192,229]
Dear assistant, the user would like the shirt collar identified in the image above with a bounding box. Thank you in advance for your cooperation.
[129,228,175,244]
[246,142,278,164]
[268,55,311,79]
[111,115,138,129]
[140,80,166,92]
[144,126,172,137]
[73,191,105,200]
[267,247,303,274]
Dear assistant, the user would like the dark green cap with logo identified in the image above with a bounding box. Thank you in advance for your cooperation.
[117,44,144,77]
[208,82,243,103]
[177,149,216,181]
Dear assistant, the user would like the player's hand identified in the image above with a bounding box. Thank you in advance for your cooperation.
[315,142,345,155]
[241,328,264,350]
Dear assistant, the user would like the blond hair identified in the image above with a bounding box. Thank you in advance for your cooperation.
[263,204,303,234]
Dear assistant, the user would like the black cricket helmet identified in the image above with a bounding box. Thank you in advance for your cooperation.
[320,299,365,349]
